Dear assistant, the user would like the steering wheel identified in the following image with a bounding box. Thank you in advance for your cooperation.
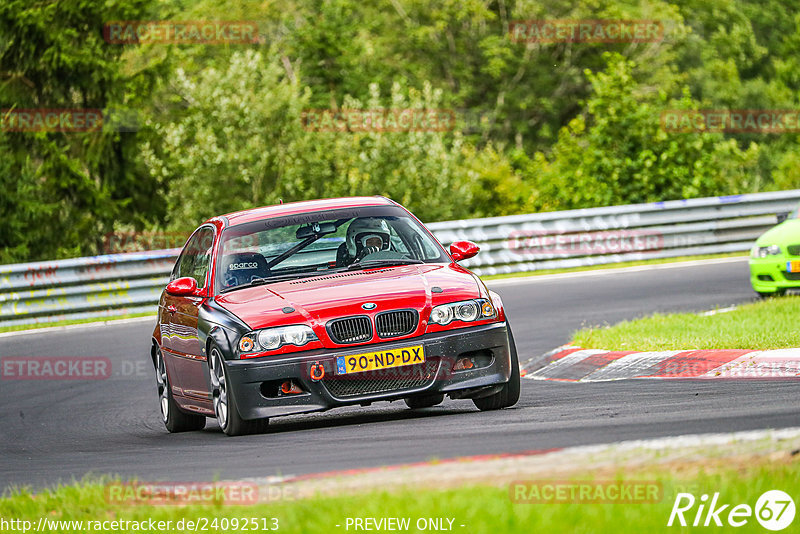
[355,245,381,262]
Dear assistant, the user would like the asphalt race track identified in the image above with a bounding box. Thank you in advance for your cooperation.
[2,257,799,489]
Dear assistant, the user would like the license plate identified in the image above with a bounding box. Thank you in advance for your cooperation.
[336,345,425,375]
[787,261,800,272]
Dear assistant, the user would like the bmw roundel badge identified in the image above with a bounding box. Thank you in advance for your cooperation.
[361,302,377,310]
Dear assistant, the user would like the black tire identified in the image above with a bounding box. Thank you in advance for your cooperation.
[209,344,269,436]
[404,393,445,409]
[155,346,206,433]
[473,325,521,411]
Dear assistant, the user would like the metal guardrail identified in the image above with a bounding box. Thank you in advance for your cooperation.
[0,251,179,328]
[3,190,799,327]
[431,189,800,275]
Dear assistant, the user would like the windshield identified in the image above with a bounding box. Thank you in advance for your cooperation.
[215,206,447,293]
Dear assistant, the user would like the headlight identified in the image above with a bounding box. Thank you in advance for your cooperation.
[455,301,479,321]
[239,325,318,353]
[283,325,311,346]
[429,299,496,326]
[751,245,781,258]
[257,330,281,350]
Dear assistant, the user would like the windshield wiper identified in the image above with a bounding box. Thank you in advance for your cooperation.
[220,273,322,293]
[220,277,271,293]
[346,258,424,271]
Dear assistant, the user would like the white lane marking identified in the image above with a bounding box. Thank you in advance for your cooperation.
[0,315,157,338]
[528,349,609,379]
[699,305,737,316]
[485,256,748,287]
[571,427,800,454]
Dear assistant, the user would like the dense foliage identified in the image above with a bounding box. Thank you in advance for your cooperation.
[2,0,799,262]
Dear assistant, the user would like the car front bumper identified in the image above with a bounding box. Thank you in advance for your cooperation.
[749,256,800,293]
[223,322,512,420]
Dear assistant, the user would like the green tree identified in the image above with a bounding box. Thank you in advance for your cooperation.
[524,53,761,211]
[0,0,160,262]
[140,48,529,226]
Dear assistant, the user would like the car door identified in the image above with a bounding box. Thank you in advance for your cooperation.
[162,226,216,406]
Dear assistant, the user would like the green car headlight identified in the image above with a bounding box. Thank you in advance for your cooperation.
[751,245,782,258]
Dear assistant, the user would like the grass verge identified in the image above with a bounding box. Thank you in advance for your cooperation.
[572,295,800,351]
[1,458,797,533]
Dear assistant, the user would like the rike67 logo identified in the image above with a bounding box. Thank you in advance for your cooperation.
[668,490,795,530]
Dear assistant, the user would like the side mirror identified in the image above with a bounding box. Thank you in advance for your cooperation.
[449,241,480,262]
[777,212,790,224]
[166,276,199,296]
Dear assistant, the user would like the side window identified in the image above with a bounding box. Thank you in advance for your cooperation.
[390,219,440,260]
[174,227,215,288]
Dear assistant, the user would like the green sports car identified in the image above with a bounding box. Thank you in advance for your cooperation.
[750,206,800,296]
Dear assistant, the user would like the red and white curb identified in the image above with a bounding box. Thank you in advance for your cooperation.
[523,346,800,382]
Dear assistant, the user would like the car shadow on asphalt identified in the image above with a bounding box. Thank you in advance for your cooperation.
[202,403,478,436]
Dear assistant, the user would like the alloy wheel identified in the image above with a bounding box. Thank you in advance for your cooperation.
[209,348,228,429]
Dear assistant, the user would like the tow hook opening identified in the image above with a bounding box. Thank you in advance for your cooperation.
[309,361,325,381]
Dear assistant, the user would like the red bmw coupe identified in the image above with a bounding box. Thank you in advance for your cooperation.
[151,197,520,435]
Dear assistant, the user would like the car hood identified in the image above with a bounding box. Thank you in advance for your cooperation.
[756,219,800,247]
[214,263,482,330]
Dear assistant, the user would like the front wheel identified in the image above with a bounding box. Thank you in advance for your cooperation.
[473,326,521,411]
[155,346,205,432]
[209,345,269,436]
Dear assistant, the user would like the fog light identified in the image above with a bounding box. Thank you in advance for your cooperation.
[280,380,303,395]
[453,357,475,371]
